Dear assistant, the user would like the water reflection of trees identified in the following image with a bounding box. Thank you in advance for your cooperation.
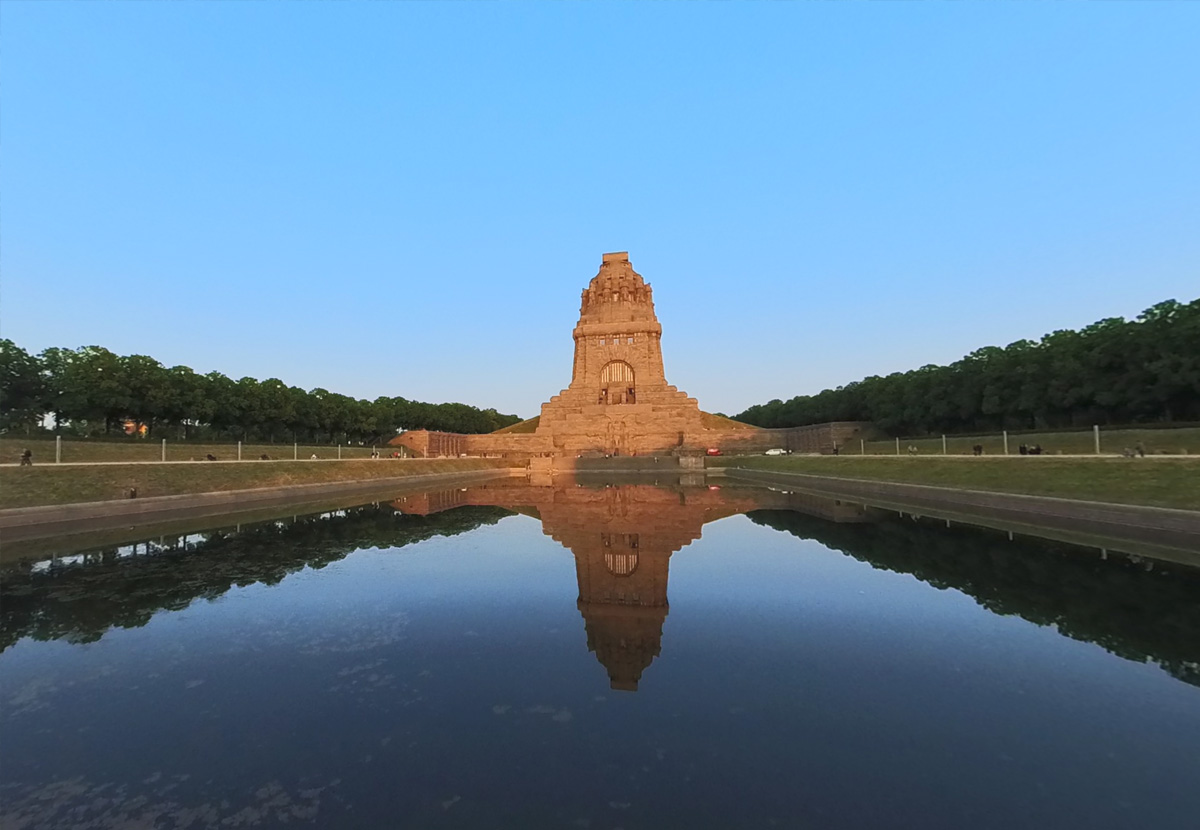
[749,510,1200,688]
[6,491,1198,694]
[0,505,513,653]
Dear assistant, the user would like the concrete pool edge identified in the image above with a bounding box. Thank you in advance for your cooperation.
[0,467,523,544]
[717,467,1200,567]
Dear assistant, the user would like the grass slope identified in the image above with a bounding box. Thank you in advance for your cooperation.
[492,411,757,435]
[699,412,758,431]
[492,417,540,434]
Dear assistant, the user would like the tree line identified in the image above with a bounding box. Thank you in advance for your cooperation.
[735,298,1200,436]
[0,343,523,442]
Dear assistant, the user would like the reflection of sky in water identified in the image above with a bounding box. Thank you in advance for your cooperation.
[2,507,1199,830]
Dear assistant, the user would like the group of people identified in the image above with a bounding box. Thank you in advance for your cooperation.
[968,443,1047,456]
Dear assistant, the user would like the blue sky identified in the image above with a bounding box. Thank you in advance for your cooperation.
[3,2,1197,419]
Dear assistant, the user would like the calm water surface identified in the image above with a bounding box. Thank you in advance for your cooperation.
[2,479,1198,829]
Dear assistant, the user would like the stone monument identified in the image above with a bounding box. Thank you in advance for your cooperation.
[533,252,705,456]
[389,252,870,459]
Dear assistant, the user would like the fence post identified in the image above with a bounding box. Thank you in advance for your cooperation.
[1003,430,1009,455]
[942,434,947,455]
[860,438,865,455]
[161,439,166,462]
[238,440,242,461]
[895,437,900,456]
[1094,424,1100,455]
[56,435,62,464]
[294,442,298,461]
[338,444,342,460]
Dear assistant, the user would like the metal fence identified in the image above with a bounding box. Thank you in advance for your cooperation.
[2,438,414,465]
[849,425,1198,457]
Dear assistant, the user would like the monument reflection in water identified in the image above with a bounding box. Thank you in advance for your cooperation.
[393,479,871,691]
[2,477,1199,830]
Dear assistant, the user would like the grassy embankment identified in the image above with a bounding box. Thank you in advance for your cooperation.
[699,412,757,431]
[846,426,1200,456]
[492,417,540,435]
[0,437,404,465]
[0,458,517,510]
[709,455,1200,511]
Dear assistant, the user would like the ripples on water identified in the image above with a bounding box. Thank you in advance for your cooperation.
[2,478,1198,829]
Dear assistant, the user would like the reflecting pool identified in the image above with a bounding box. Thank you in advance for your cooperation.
[2,478,1199,829]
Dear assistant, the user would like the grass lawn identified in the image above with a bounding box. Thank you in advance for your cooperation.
[709,455,1200,511]
[846,426,1200,456]
[0,458,516,509]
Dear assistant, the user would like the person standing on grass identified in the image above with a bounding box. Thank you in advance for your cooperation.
[19,448,33,466]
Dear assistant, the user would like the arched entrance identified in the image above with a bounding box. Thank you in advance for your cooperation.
[599,361,636,405]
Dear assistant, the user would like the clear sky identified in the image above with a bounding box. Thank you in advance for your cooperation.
[3,2,1197,419]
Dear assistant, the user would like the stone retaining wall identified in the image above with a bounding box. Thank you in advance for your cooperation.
[391,420,871,459]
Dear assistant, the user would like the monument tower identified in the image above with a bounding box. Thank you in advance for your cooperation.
[533,252,705,455]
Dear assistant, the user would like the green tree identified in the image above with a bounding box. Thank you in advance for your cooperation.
[164,366,210,439]
[0,339,46,432]
[67,347,130,434]
[121,354,171,436]
[204,372,241,439]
